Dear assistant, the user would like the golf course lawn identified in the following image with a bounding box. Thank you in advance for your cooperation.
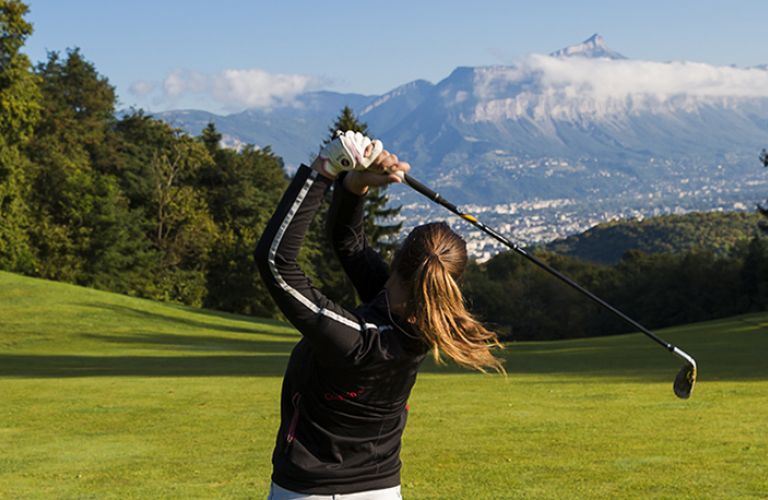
[1,270,766,499]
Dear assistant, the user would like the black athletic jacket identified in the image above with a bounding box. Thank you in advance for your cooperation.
[255,165,428,494]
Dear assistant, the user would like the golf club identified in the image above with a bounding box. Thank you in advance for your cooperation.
[398,171,698,399]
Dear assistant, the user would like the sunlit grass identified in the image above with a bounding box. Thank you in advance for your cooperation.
[1,271,766,499]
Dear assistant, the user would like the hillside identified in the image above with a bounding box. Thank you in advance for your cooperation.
[2,271,767,498]
[0,271,297,377]
[545,211,764,263]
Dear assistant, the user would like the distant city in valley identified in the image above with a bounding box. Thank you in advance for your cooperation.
[391,155,766,261]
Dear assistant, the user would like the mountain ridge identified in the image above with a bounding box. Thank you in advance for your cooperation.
[153,34,768,214]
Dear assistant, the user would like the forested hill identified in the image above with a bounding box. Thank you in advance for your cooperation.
[545,211,763,264]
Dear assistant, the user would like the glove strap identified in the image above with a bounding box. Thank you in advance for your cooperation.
[318,156,340,178]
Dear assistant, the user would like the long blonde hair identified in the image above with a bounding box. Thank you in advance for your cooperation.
[392,222,505,374]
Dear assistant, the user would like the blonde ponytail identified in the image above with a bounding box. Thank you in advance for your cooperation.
[394,223,505,374]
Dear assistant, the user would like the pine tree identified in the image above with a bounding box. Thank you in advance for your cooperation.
[759,149,768,233]
[200,122,222,155]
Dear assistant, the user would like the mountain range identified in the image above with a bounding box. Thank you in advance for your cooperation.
[157,34,768,209]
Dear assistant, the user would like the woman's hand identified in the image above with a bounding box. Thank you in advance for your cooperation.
[343,149,411,195]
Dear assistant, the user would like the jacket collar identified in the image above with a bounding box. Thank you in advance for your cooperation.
[369,290,423,342]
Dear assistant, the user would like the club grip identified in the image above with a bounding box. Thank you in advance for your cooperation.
[403,173,440,200]
[402,173,461,214]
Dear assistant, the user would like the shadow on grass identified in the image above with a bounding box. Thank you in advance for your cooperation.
[164,301,291,325]
[82,333,294,352]
[0,354,290,378]
[2,343,765,380]
[422,335,768,381]
[3,314,766,380]
[79,303,295,336]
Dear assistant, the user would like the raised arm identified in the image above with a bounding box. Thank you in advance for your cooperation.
[255,133,401,363]
[327,152,411,303]
[255,160,369,362]
[327,175,389,303]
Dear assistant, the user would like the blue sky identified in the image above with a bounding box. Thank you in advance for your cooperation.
[23,0,768,114]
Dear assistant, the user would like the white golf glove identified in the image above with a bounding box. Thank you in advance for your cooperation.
[318,130,384,178]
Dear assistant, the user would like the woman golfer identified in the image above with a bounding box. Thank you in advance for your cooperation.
[256,131,504,499]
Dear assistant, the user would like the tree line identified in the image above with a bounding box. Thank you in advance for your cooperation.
[462,237,768,341]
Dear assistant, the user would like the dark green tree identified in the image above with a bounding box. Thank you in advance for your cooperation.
[200,121,222,155]
[27,48,150,289]
[111,111,171,209]
[198,123,290,316]
[741,236,768,310]
[759,149,768,233]
[0,0,39,144]
[109,113,221,304]
[0,0,40,272]
[147,129,218,305]
[462,242,757,342]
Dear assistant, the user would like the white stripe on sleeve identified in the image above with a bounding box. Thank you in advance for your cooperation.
[267,170,377,333]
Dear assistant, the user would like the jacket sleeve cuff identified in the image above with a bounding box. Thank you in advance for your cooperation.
[301,163,334,189]
[333,173,366,220]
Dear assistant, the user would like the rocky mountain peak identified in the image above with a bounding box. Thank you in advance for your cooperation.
[549,33,627,60]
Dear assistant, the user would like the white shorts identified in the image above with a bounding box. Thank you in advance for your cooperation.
[267,482,402,500]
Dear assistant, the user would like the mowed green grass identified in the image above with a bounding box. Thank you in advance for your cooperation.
[1,271,767,499]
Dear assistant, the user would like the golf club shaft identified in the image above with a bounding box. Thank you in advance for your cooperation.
[402,173,686,357]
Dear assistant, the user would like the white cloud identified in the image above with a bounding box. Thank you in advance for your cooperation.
[210,69,323,108]
[127,68,327,111]
[139,68,327,111]
[128,80,157,97]
[163,69,209,98]
[471,55,768,122]
[475,55,768,102]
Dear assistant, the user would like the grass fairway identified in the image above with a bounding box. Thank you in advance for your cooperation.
[1,270,767,499]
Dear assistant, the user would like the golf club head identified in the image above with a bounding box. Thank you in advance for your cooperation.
[671,347,697,399]
[673,362,697,399]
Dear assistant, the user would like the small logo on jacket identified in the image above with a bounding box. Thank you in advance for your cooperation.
[323,387,366,401]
